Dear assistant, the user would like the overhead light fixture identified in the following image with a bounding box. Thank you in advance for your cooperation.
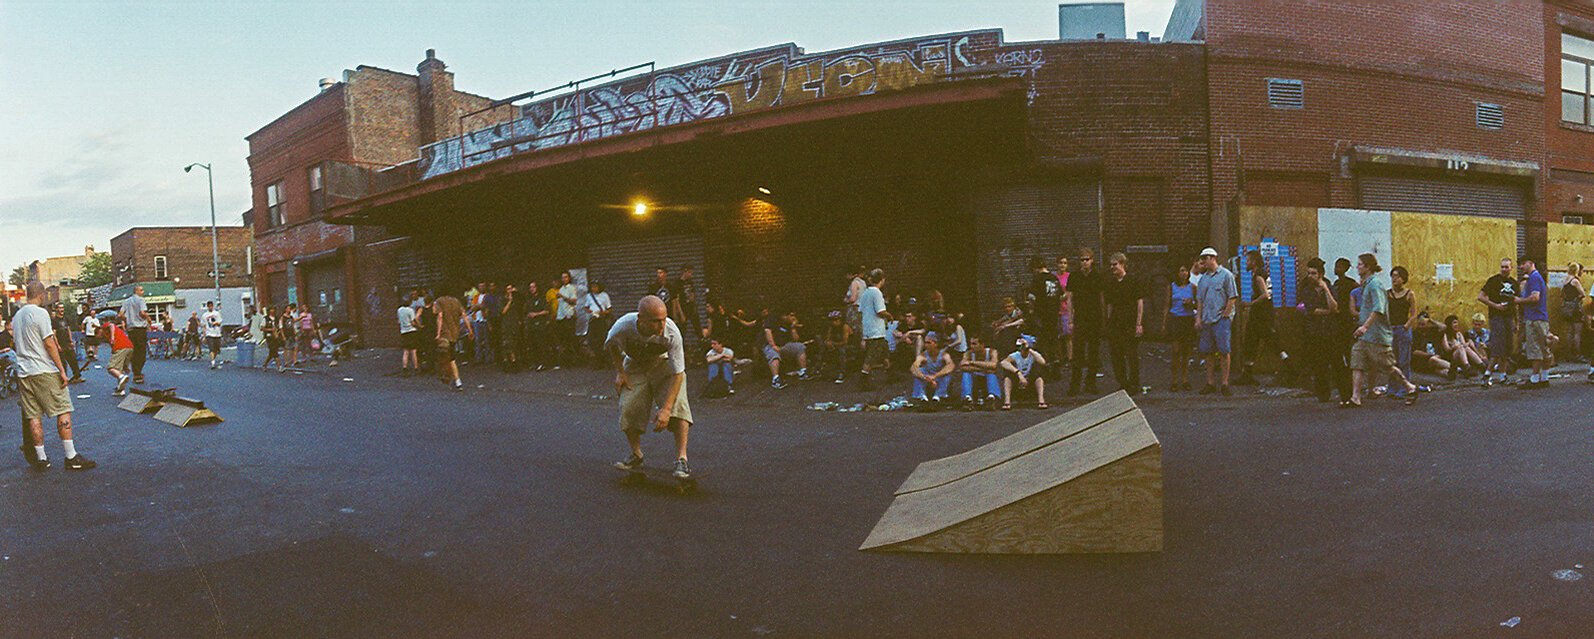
[633,202,648,216]
[756,187,771,195]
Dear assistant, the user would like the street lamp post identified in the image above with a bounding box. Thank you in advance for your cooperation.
[183,163,221,309]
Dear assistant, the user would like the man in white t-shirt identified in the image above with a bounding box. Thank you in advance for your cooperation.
[202,301,225,370]
[556,271,581,365]
[584,281,613,366]
[81,311,102,362]
[857,268,892,390]
[605,295,693,479]
[13,282,95,471]
[398,293,420,376]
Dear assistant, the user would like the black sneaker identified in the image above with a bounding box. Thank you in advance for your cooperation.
[672,457,692,479]
[771,377,787,390]
[613,453,644,471]
[64,455,95,471]
[29,457,50,472]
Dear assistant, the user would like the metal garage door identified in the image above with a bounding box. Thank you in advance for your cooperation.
[974,180,1101,321]
[1359,174,1530,254]
[587,235,707,320]
[304,263,347,324]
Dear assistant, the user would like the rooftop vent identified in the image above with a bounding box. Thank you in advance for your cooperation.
[318,77,337,92]
[1476,103,1504,130]
[1267,78,1304,109]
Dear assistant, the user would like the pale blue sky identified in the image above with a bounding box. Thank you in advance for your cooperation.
[0,0,1175,274]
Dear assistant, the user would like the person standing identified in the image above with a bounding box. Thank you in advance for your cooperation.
[119,284,150,384]
[1236,250,1286,385]
[585,281,613,368]
[279,304,299,369]
[434,293,471,392]
[1102,253,1143,396]
[13,282,95,471]
[1298,258,1340,402]
[607,296,694,480]
[499,284,525,372]
[651,268,673,319]
[1386,266,1419,385]
[675,267,702,351]
[1349,253,1419,406]
[102,317,135,397]
[1194,247,1238,396]
[240,305,266,368]
[843,266,867,340]
[524,280,552,371]
[1561,262,1585,362]
[49,303,84,384]
[1055,256,1073,366]
[202,300,224,370]
[1330,257,1358,400]
[398,293,421,376]
[1516,258,1552,389]
[80,306,100,363]
[1026,256,1063,375]
[1166,264,1197,392]
[857,268,891,391]
[1065,249,1105,396]
[555,271,581,366]
[1477,257,1519,385]
[470,282,492,365]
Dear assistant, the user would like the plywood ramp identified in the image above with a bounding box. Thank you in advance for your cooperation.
[861,409,1161,554]
[894,391,1136,495]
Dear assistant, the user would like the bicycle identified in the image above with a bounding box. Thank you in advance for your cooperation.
[0,356,19,401]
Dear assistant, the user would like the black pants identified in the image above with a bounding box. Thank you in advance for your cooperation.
[60,344,81,378]
[587,317,611,367]
[525,323,552,367]
[128,326,147,376]
[1106,330,1139,392]
[1071,321,1101,390]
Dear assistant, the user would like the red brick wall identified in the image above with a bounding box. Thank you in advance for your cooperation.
[1204,0,1546,222]
[108,226,253,289]
[1547,2,1594,223]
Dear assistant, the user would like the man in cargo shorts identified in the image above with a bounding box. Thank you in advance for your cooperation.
[12,282,95,471]
[607,295,693,479]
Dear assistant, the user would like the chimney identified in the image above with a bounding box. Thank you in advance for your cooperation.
[1137,31,1150,42]
[416,49,455,145]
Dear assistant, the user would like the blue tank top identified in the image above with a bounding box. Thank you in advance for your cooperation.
[1170,282,1196,317]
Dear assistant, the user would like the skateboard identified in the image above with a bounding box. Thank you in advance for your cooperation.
[615,464,702,495]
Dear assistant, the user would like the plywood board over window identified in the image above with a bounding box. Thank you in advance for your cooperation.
[1237,206,1318,259]
[1390,212,1516,327]
[1547,222,1594,336]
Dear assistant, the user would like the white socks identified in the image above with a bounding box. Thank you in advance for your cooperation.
[62,440,76,459]
[33,446,45,461]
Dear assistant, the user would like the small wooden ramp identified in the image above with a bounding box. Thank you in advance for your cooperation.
[117,387,175,415]
[894,391,1137,495]
[861,393,1160,554]
[152,395,224,427]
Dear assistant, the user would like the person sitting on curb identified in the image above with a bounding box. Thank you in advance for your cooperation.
[762,309,813,389]
[1001,335,1049,410]
[958,334,1002,410]
[910,334,955,407]
[704,337,735,398]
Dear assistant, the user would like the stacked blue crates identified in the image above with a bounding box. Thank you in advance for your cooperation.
[1237,239,1298,308]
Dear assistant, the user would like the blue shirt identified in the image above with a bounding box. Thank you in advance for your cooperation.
[1358,274,1392,346]
[1169,281,1196,318]
[859,286,887,340]
[1523,270,1549,322]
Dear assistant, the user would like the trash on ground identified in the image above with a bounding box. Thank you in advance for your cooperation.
[76,395,91,399]
[1553,569,1583,582]
[1501,616,1521,628]
[341,377,354,382]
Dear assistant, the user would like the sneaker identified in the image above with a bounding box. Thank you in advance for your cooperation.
[614,454,644,471]
[672,457,692,479]
[115,375,129,395]
[771,377,787,390]
[452,380,464,392]
[133,375,145,384]
[64,455,95,471]
[833,374,845,384]
[67,376,85,385]
[29,457,51,472]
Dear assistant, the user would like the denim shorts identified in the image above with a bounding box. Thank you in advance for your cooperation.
[1198,317,1231,354]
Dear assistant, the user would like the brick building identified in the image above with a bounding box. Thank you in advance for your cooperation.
[244,2,1592,346]
[245,49,514,331]
[109,225,254,325]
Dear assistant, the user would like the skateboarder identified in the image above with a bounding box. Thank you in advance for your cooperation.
[606,295,693,479]
[102,317,135,396]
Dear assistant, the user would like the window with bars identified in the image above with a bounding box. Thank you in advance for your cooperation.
[1475,103,1504,129]
[1563,32,1594,125]
[1267,78,1303,109]
[266,181,284,227]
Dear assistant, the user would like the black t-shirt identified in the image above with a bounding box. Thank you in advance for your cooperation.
[1482,274,1518,320]
[655,280,674,307]
[677,277,697,307]
[1103,276,1144,327]
[1029,271,1062,318]
[1067,270,1105,318]
[51,315,72,343]
[525,293,549,326]
[0,329,12,351]
[764,316,794,346]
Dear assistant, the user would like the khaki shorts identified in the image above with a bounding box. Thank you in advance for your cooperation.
[1350,340,1394,372]
[110,348,133,372]
[618,369,692,434]
[18,373,73,420]
[1524,320,1551,361]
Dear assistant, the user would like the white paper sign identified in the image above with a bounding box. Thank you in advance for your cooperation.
[1550,271,1570,289]
[1434,264,1454,281]
[1260,241,1279,258]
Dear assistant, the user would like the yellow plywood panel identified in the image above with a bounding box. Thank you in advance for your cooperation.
[1547,222,1594,336]
[1238,206,1318,259]
[1390,212,1516,326]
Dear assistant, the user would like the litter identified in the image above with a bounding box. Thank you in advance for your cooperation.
[1553,569,1583,582]
[341,378,354,382]
[338,507,356,514]
[422,551,437,558]
[1501,616,1521,628]
[75,395,91,399]
[807,402,839,411]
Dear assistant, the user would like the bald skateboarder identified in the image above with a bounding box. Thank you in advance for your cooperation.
[606,295,693,479]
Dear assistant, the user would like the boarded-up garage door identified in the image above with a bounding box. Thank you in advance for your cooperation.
[588,235,707,321]
[304,263,347,324]
[1359,174,1530,254]
[974,181,1101,321]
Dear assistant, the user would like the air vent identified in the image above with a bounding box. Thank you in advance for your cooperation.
[1565,214,1586,224]
[1267,78,1304,109]
[1476,103,1505,129]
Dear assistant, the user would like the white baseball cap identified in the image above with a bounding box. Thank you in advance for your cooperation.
[1200,247,1219,257]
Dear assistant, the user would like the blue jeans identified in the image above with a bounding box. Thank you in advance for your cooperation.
[912,375,950,399]
[961,372,1001,399]
[473,321,492,362]
[707,362,734,384]
[1392,325,1412,379]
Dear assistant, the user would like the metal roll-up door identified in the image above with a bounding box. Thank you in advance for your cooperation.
[588,235,707,321]
[305,263,347,324]
[1358,174,1530,254]
[396,243,445,293]
[974,180,1101,322]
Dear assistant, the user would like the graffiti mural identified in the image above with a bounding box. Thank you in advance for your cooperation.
[418,30,1041,179]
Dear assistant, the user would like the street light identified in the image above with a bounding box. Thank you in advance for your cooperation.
[183,163,221,310]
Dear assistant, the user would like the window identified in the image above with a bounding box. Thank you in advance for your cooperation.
[1475,103,1504,129]
[246,245,254,275]
[1267,78,1304,109]
[153,255,168,280]
[308,164,326,215]
[1563,33,1594,125]
[1565,214,1587,224]
[266,181,285,227]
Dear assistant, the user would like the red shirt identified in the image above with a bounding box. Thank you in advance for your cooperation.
[108,324,133,351]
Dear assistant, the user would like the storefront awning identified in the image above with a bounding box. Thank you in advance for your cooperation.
[105,281,176,308]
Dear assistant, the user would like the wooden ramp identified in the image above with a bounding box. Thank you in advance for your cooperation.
[152,395,224,427]
[117,387,175,415]
[861,397,1161,554]
[894,391,1136,495]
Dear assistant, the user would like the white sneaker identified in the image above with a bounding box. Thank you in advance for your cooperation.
[115,375,129,394]
[672,457,692,479]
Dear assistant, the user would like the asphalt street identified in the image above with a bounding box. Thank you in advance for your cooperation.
[2,355,1593,637]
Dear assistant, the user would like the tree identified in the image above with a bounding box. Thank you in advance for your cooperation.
[78,253,113,287]
[7,264,24,287]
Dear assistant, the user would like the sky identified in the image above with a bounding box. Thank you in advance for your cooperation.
[0,0,1176,277]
